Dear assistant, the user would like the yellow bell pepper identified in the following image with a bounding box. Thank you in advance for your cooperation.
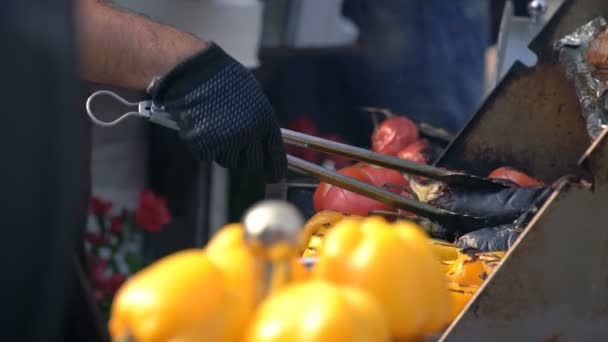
[206,223,264,313]
[207,222,311,286]
[109,249,244,342]
[245,280,390,342]
[314,217,450,340]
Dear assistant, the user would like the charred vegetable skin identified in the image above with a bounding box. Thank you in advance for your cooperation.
[456,225,522,252]
[415,184,550,233]
[434,186,546,221]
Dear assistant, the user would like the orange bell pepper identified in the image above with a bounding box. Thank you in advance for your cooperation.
[245,280,390,342]
[313,217,450,340]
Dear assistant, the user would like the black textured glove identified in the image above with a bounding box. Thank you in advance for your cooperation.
[147,43,286,183]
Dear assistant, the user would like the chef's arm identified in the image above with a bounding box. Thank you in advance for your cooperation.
[75,0,208,90]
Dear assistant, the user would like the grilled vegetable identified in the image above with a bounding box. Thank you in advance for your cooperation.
[446,250,505,287]
[409,177,549,232]
[397,139,431,164]
[456,225,522,251]
[488,166,545,187]
[313,164,409,216]
[445,250,506,320]
[372,116,419,156]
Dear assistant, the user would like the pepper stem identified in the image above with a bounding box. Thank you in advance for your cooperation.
[359,107,394,128]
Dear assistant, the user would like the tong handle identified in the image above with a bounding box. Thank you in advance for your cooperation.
[85,90,179,131]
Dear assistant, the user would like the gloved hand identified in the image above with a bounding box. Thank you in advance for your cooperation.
[147,43,286,182]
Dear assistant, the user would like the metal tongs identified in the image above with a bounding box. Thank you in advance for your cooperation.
[85,90,510,230]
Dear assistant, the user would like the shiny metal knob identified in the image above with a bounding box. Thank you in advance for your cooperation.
[527,0,547,21]
[242,200,305,295]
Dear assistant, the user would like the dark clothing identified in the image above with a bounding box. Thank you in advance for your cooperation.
[342,0,490,133]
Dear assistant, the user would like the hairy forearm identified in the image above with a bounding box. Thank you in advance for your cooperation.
[75,0,207,90]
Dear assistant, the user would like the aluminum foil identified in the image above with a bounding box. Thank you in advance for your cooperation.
[554,17,608,139]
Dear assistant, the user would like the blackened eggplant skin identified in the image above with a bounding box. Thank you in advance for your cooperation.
[456,225,521,251]
[431,186,549,226]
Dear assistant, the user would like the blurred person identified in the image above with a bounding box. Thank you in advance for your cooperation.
[263,0,490,148]
[341,0,490,134]
[65,1,287,341]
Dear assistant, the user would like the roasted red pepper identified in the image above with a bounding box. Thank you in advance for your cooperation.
[372,116,419,156]
[313,164,409,216]
[488,166,545,187]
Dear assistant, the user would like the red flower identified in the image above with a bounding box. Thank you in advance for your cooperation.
[94,289,106,304]
[90,259,109,290]
[110,216,123,234]
[108,273,128,294]
[90,196,112,217]
[86,232,106,245]
[135,191,171,233]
